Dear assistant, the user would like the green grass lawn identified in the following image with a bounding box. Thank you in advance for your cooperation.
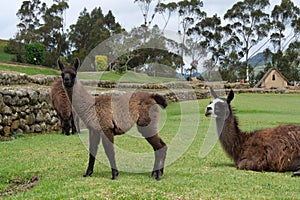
[0,65,60,76]
[1,93,300,199]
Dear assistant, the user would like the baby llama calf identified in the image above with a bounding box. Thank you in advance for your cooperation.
[205,87,300,176]
[58,58,168,180]
[51,77,79,135]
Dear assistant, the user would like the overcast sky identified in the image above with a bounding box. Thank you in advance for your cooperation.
[0,0,299,40]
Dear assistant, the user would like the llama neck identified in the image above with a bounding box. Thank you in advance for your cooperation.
[64,79,99,129]
[216,109,245,162]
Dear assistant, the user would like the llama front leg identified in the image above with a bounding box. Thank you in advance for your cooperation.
[102,131,118,180]
[145,135,167,180]
[83,130,101,177]
[290,157,300,177]
[70,114,76,134]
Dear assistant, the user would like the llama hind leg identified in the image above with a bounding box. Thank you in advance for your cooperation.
[83,130,101,177]
[137,106,167,180]
[138,124,167,180]
[102,131,118,180]
[146,135,167,180]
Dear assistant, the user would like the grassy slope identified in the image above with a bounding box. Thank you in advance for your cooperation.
[0,65,60,76]
[1,93,300,199]
[0,40,14,62]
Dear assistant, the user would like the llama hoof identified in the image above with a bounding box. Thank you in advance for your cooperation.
[292,171,300,177]
[111,169,119,180]
[83,170,93,177]
[152,170,163,180]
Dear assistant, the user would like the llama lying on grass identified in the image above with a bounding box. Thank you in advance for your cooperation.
[51,78,80,135]
[205,88,300,176]
[58,58,168,180]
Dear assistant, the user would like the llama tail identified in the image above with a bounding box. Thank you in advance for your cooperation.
[152,94,168,109]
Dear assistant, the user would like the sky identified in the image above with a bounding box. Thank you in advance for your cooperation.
[0,0,299,40]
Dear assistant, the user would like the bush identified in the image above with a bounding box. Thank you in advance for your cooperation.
[24,43,45,65]
[95,55,108,71]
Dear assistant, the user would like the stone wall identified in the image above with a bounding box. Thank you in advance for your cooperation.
[0,71,57,86]
[0,88,60,136]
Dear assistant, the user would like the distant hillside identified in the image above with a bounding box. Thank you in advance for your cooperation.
[248,52,271,67]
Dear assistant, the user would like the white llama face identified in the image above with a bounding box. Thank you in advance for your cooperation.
[205,98,229,118]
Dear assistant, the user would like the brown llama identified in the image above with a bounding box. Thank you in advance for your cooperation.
[205,87,300,176]
[51,77,80,135]
[58,58,168,180]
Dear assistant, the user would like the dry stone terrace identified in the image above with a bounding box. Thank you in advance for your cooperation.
[0,70,300,137]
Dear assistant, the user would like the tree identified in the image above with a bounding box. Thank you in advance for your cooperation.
[7,0,44,62]
[16,0,43,44]
[271,0,300,52]
[224,0,270,82]
[134,0,162,27]
[155,2,177,31]
[104,10,123,34]
[38,0,69,67]
[69,7,123,63]
[68,8,90,60]
[177,0,206,75]
[274,41,300,82]
[193,14,223,66]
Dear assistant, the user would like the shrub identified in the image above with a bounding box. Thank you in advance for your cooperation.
[24,43,45,65]
[95,55,108,71]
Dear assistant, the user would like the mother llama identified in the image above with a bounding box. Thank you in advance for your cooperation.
[58,58,168,180]
[205,87,300,176]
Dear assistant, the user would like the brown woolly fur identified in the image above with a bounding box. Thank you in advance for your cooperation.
[58,58,168,180]
[205,88,300,176]
[50,78,79,135]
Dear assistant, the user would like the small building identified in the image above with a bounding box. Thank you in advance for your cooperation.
[254,67,288,88]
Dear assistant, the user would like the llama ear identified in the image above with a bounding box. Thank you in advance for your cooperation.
[227,90,234,103]
[57,58,64,71]
[209,87,218,99]
[73,57,80,72]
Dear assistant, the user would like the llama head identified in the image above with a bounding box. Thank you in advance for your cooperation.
[58,58,80,88]
[205,87,234,118]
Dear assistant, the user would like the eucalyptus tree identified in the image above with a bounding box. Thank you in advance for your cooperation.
[292,17,300,36]
[134,0,162,27]
[196,15,223,69]
[176,0,206,75]
[7,0,44,62]
[224,0,270,82]
[16,0,43,44]
[284,41,300,82]
[155,2,178,31]
[38,0,69,67]
[271,0,300,52]
[218,24,243,82]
